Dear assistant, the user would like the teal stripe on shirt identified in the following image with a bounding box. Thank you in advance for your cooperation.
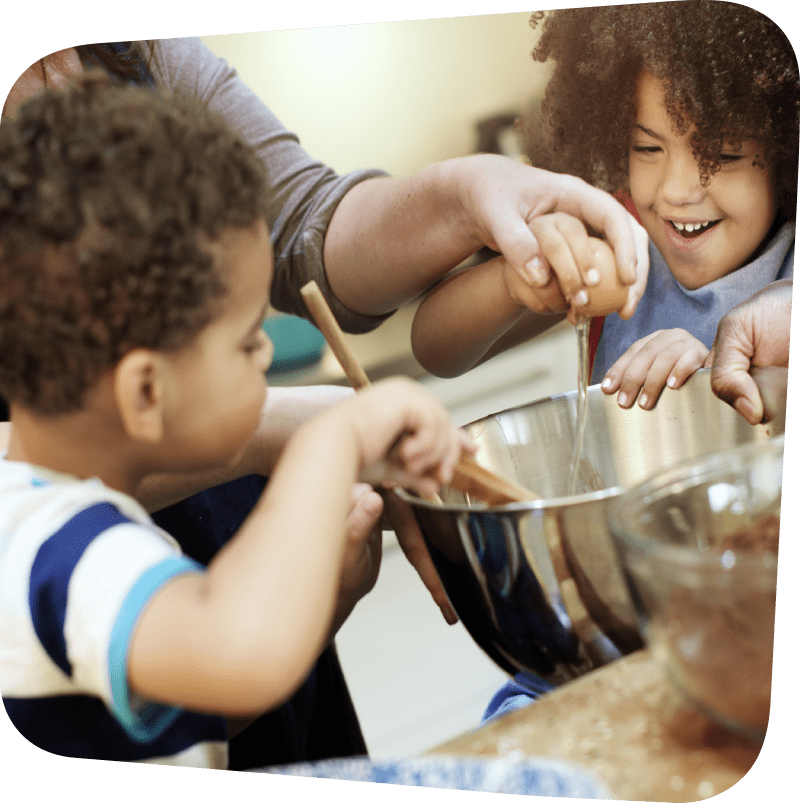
[108,555,204,743]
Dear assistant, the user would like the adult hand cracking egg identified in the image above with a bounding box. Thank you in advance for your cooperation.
[502,212,642,323]
[410,210,648,379]
[510,216,704,414]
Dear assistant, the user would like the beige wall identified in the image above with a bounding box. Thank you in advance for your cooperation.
[202,11,549,177]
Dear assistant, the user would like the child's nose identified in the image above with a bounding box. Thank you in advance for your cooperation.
[659,151,705,206]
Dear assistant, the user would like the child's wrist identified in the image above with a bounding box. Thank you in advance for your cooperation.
[502,264,539,314]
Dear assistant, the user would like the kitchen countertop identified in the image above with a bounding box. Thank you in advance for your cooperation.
[428,650,761,802]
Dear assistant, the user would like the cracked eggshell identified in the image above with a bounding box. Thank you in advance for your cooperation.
[581,237,629,317]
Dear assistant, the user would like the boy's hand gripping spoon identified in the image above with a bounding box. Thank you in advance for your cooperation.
[300,280,537,506]
[299,283,619,660]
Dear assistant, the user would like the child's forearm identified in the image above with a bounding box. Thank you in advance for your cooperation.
[128,409,364,716]
[128,378,464,717]
[411,257,527,377]
[206,411,361,690]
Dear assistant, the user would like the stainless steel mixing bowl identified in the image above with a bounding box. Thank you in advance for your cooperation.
[396,368,786,685]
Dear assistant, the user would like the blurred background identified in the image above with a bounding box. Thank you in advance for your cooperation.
[203,11,549,177]
[205,12,580,759]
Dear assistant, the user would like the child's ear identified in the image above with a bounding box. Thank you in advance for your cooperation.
[113,350,167,443]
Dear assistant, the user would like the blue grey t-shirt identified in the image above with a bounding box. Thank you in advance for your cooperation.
[592,222,795,382]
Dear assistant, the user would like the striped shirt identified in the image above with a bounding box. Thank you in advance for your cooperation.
[0,457,228,767]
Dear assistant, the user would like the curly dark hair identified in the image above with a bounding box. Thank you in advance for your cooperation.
[526,0,799,220]
[0,73,269,415]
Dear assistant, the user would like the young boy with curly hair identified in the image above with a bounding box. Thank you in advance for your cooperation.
[411,0,796,416]
[0,75,469,767]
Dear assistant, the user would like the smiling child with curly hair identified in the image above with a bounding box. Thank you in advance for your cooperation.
[412,1,797,413]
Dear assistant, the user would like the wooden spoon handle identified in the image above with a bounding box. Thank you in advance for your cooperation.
[449,454,536,505]
[300,282,370,389]
[300,281,538,505]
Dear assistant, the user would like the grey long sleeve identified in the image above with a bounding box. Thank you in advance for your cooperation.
[149,37,390,333]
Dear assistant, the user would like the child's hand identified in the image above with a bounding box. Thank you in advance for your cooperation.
[502,257,570,316]
[348,377,476,499]
[329,483,384,637]
[601,329,709,410]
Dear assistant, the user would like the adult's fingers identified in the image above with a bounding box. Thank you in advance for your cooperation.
[529,213,595,306]
[346,483,385,545]
[616,223,650,319]
[707,320,764,422]
[710,365,764,424]
[381,491,458,625]
[556,177,647,285]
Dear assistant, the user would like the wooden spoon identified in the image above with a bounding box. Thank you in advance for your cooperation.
[299,284,619,663]
[300,280,537,506]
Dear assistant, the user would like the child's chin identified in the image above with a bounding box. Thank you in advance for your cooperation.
[663,255,741,291]
[668,268,706,290]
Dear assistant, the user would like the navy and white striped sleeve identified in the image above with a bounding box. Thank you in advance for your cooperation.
[28,501,204,742]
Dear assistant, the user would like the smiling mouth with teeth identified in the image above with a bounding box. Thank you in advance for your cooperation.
[670,220,719,238]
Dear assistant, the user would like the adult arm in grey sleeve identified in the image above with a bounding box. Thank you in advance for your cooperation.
[149,39,649,332]
[149,36,389,333]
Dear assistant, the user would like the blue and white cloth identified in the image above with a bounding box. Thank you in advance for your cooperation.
[0,456,227,766]
[482,671,557,726]
[260,755,611,798]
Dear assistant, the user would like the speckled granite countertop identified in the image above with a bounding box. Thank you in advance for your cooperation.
[429,650,761,802]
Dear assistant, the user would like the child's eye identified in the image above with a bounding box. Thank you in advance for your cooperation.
[631,144,661,156]
[244,335,268,355]
[242,324,270,354]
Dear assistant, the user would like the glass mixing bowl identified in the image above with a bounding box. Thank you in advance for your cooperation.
[607,436,783,741]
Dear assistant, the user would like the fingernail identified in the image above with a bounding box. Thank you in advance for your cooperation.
[574,290,588,306]
[442,606,459,625]
[667,375,678,388]
[617,392,628,407]
[638,394,649,409]
[601,377,613,390]
[734,397,757,422]
[525,256,548,285]
[586,268,600,286]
